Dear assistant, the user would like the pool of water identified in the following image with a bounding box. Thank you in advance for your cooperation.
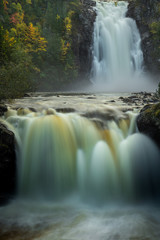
[0,199,160,240]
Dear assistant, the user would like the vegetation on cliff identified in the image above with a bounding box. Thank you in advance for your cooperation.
[137,103,160,147]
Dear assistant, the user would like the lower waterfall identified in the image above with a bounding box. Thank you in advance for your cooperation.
[1,107,160,240]
[91,1,143,88]
[4,108,160,203]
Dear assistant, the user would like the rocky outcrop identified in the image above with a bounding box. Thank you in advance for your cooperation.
[72,0,96,79]
[0,123,16,205]
[127,0,160,73]
[0,104,7,116]
[137,103,160,147]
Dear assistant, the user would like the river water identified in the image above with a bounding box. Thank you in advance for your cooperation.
[0,92,160,240]
[0,0,160,239]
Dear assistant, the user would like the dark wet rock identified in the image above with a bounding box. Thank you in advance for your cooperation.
[29,107,37,112]
[0,105,7,116]
[72,0,96,79]
[122,98,134,103]
[56,108,76,113]
[120,93,159,106]
[127,0,160,73]
[137,103,160,147]
[82,109,128,123]
[0,124,16,205]
[119,97,124,100]
[24,93,32,97]
[89,118,105,129]
[87,96,96,99]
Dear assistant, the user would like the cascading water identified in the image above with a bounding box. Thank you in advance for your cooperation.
[91,1,143,88]
[1,107,160,240]
[3,108,160,203]
[0,2,160,239]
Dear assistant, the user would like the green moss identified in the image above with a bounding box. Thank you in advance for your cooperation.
[144,103,160,120]
[155,109,160,118]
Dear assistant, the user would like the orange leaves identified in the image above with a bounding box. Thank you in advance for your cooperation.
[2,0,8,11]
[24,23,47,53]
[9,19,47,53]
[8,2,47,53]
[10,13,19,24]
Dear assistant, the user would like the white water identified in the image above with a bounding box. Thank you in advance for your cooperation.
[0,108,160,239]
[3,108,160,203]
[91,1,144,90]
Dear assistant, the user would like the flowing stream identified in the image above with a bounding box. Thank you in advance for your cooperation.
[0,1,160,239]
[4,109,160,202]
[91,1,144,89]
[0,107,160,239]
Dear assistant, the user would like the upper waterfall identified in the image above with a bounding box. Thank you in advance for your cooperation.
[91,1,143,89]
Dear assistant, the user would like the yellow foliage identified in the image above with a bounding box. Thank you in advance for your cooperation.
[56,14,60,20]
[64,16,72,35]
[17,22,47,53]
[26,0,32,4]
[2,0,8,10]
[68,10,75,18]
[11,28,17,35]
[61,39,71,62]
[61,39,68,61]
[4,30,16,47]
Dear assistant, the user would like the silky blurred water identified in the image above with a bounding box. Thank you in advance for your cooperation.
[0,200,160,240]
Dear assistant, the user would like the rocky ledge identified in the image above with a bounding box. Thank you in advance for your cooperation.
[137,103,160,147]
[0,120,16,205]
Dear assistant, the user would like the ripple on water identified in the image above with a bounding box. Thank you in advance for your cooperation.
[0,201,160,240]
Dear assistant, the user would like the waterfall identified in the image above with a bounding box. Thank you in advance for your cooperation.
[91,1,143,88]
[4,108,160,203]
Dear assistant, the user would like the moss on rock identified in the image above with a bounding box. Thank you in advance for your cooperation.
[137,103,160,147]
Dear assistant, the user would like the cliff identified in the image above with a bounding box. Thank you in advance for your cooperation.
[127,0,160,73]
[72,0,96,80]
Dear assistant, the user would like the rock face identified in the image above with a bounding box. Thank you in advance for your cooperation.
[137,103,160,147]
[0,104,7,116]
[127,0,160,73]
[72,0,96,79]
[0,123,16,205]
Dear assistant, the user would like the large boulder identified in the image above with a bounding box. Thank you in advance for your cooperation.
[0,123,16,205]
[127,0,160,73]
[137,103,160,147]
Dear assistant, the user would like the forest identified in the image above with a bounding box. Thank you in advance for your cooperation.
[0,0,160,100]
[0,0,82,99]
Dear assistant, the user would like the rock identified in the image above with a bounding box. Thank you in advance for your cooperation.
[56,108,76,113]
[0,123,16,205]
[72,0,96,79]
[0,104,7,116]
[127,0,160,73]
[137,103,160,147]
[24,93,32,97]
[82,108,128,123]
